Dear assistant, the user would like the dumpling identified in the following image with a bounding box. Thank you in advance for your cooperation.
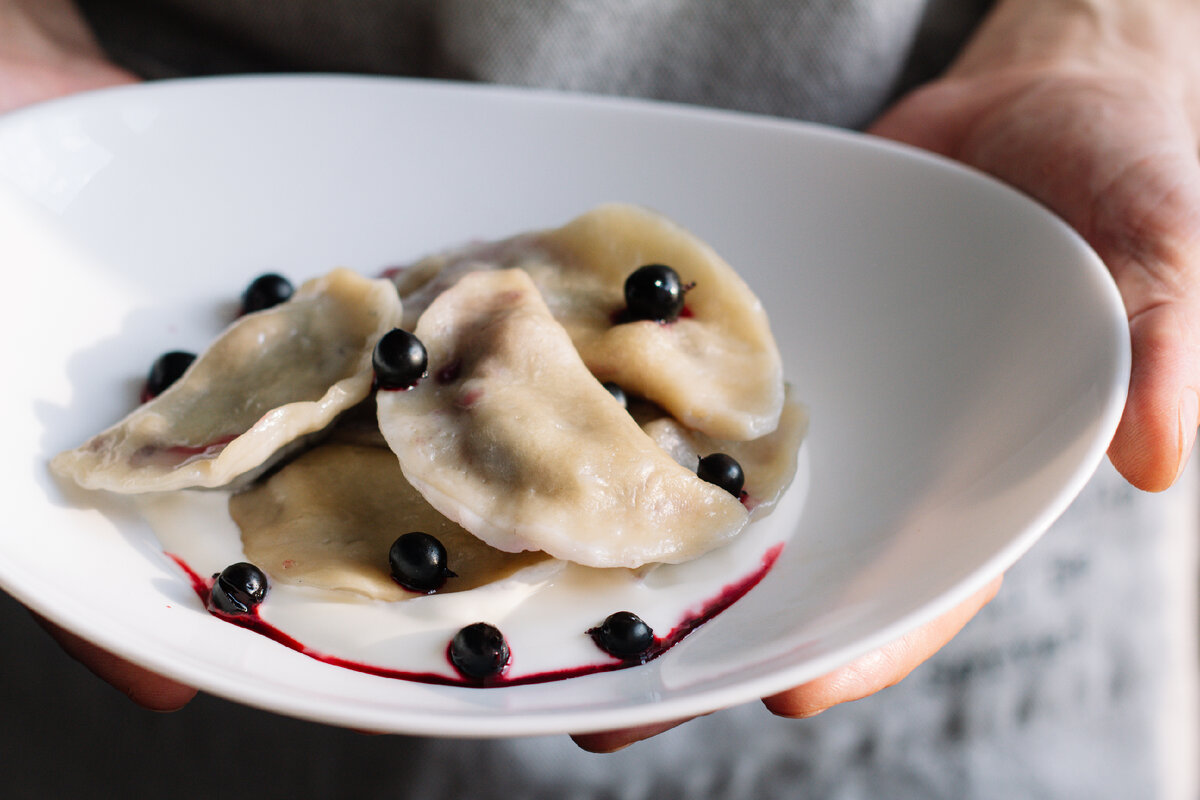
[52,268,402,493]
[637,385,808,519]
[230,442,551,601]
[391,204,784,440]
[377,268,749,569]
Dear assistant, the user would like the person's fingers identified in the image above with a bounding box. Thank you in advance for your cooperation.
[872,74,1200,492]
[1086,149,1200,491]
[1108,300,1200,490]
[32,613,198,711]
[570,717,693,753]
[0,57,136,114]
[762,575,1002,719]
[0,0,140,114]
[571,576,1002,750]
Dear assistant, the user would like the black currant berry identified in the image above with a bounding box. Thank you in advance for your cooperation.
[623,264,686,323]
[389,532,456,593]
[145,350,196,398]
[602,381,628,409]
[697,453,745,497]
[373,328,428,390]
[590,611,655,660]
[209,562,269,615]
[449,622,510,680]
[241,273,294,314]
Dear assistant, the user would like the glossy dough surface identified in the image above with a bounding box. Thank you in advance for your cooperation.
[378,268,750,568]
[395,204,784,440]
[638,385,808,520]
[231,442,550,601]
[52,269,402,493]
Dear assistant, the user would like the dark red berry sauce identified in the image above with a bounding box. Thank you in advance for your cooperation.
[130,435,238,469]
[168,542,783,688]
[435,359,462,384]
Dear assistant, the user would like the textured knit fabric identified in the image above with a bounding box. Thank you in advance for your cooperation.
[76,0,993,128]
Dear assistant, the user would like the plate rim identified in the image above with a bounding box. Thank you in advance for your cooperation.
[0,73,1130,737]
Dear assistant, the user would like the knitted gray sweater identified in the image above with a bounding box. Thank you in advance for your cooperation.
[78,0,991,128]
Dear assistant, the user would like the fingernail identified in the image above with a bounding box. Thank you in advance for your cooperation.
[1176,388,1199,480]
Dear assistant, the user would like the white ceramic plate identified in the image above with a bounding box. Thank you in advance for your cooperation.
[0,75,1128,737]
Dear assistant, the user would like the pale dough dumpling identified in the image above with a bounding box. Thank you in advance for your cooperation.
[393,204,784,440]
[52,268,402,493]
[638,385,808,520]
[230,443,550,601]
[377,268,749,568]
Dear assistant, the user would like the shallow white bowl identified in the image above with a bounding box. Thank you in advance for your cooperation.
[0,75,1128,736]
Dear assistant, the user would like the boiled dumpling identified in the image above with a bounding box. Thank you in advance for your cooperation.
[230,442,552,601]
[637,385,808,520]
[52,268,402,493]
[392,204,784,440]
[377,268,749,568]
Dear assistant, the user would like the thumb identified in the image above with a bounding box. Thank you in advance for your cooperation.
[1087,148,1200,491]
[1108,296,1200,491]
[869,82,1200,491]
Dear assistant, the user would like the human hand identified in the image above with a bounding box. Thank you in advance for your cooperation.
[5,0,174,712]
[586,0,1200,751]
[571,575,1003,752]
[868,0,1200,492]
[31,612,197,711]
[0,0,137,114]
